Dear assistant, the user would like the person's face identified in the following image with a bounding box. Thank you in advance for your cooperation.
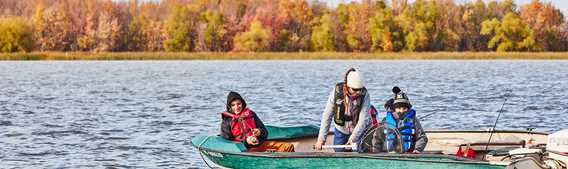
[230,99,243,114]
[394,106,408,113]
[348,87,362,97]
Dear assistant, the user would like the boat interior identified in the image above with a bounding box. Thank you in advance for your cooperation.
[271,129,549,163]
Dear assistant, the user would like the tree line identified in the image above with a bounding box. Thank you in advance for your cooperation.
[0,0,567,53]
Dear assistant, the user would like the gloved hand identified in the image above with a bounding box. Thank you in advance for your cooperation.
[246,136,259,145]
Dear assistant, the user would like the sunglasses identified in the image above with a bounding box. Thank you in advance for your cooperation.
[350,88,362,92]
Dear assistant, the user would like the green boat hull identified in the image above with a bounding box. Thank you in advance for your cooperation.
[198,151,506,169]
[192,125,507,169]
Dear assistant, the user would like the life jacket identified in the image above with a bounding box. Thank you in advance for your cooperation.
[222,108,257,142]
[384,109,416,153]
[332,82,368,127]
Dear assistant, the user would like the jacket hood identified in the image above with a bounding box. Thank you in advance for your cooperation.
[226,91,247,112]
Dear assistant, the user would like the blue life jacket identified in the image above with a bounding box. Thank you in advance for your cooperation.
[384,109,416,153]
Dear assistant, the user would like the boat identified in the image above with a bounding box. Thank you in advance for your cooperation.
[191,125,563,169]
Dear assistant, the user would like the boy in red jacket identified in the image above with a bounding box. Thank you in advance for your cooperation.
[220,91,294,152]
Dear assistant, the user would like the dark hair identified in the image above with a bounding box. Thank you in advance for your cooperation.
[342,68,357,96]
[343,68,356,84]
[393,102,411,109]
[226,91,247,112]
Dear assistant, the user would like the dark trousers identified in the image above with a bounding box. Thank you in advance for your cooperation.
[333,129,351,152]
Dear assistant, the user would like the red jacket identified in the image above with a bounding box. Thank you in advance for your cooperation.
[221,108,257,141]
[220,108,268,148]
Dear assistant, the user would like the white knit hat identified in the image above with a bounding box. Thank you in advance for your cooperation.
[346,70,364,88]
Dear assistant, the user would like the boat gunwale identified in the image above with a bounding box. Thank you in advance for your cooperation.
[191,142,507,166]
[190,129,548,167]
[425,129,548,135]
[549,150,568,157]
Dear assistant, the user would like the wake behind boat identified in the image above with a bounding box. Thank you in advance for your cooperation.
[191,125,566,169]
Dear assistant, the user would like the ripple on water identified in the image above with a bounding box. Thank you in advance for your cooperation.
[104,137,131,140]
[2,61,568,168]
[0,120,13,126]
[158,93,186,100]
[31,130,88,138]
[18,150,66,156]
[41,123,64,128]
[149,121,174,127]
[522,106,540,111]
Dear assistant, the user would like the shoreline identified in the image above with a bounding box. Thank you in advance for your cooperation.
[2,52,568,60]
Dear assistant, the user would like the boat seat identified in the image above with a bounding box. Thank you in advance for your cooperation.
[487,147,520,156]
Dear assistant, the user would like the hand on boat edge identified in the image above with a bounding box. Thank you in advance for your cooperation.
[314,140,325,150]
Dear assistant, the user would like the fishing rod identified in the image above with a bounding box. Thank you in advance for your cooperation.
[483,89,513,160]
[419,112,436,121]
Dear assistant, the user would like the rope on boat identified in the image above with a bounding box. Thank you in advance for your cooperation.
[360,127,378,151]
[543,156,567,169]
[197,135,214,169]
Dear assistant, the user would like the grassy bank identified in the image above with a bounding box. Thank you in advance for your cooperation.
[2,52,568,60]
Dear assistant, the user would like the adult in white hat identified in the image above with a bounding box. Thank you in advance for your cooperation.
[314,68,373,152]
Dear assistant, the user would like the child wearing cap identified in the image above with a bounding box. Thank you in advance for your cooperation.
[374,89,428,153]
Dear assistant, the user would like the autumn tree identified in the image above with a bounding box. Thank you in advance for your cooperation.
[336,2,375,52]
[95,1,126,52]
[310,13,335,51]
[196,10,225,51]
[0,17,34,52]
[398,0,441,51]
[139,2,167,51]
[233,20,272,52]
[76,0,99,51]
[461,0,492,51]
[278,0,313,51]
[2,0,568,53]
[33,2,75,51]
[127,14,146,51]
[520,0,566,51]
[254,1,291,51]
[369,6,404,52]
[481,12,536,51]
[163,4,198,52]
[432,0,461,51]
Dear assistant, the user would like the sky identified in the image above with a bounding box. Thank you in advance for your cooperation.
[323,0,568,15]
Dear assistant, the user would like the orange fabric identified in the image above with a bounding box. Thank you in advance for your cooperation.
[248,141,295,152]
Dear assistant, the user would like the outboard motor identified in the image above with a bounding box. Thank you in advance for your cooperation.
[506,129,568,169]
[546,129,568,169]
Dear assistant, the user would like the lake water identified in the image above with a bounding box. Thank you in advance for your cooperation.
[0,60,567,168]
